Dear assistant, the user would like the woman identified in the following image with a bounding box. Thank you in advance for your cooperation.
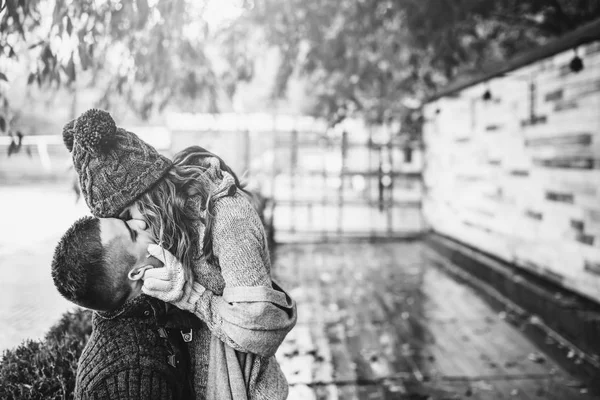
[64,109,296,400]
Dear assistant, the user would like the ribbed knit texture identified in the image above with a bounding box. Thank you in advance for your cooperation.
[64,109,173,218]
[186,175,290,399]
[75,296,196,400]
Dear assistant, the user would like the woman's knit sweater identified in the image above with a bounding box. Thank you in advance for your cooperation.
[181,166,296,399]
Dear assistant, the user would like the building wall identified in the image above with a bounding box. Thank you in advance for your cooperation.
[423,41,600,303]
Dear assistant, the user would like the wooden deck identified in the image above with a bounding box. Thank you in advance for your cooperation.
[273,241,597,400]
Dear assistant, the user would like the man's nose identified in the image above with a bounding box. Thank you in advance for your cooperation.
[127,219,148,231]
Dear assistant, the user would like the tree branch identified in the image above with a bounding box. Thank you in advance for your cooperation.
[489,13,545,31]
[547,0,575,33]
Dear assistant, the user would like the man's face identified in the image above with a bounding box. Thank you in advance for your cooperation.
[99,218,154,270]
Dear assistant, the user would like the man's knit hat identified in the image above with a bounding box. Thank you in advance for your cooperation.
[64,109,173,217]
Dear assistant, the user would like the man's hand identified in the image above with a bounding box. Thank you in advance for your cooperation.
[141,244,186,303]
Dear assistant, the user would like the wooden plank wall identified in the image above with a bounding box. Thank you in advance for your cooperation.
[423,40,600,303]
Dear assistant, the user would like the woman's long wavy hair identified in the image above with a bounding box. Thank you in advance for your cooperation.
[134,146,250,280]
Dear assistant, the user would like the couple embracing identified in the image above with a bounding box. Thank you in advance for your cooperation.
[51,109,297,399]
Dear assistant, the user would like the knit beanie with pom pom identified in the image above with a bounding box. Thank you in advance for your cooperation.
[63,109,173,217]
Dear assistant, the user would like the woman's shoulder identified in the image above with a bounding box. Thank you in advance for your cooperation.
[212,190,266,240]
[214,190,259,219]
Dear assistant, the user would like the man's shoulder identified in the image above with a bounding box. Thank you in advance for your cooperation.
[76,316,175,396]
[79,315,167,366]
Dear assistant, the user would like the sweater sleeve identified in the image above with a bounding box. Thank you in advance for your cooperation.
[184,194,296,357]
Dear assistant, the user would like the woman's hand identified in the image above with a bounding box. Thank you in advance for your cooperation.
[141,244,186,303]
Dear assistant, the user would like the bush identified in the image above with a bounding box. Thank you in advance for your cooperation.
[0,309,92,400]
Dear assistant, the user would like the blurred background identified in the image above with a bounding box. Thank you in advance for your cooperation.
[1,0,600,399]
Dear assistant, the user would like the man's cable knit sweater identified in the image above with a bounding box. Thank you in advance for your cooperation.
[75,295,201,400]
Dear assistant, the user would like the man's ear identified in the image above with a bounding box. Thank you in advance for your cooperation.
[127,256,164,281]
[128,265,150,281]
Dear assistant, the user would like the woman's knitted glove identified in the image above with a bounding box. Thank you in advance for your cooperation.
[141,244,186,303]
[141,244,206,312]
[173,281,206,314]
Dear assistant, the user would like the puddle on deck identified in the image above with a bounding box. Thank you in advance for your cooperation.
[272,241,595,400]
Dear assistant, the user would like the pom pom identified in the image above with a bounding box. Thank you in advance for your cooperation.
[74,109,117,153]
[62,119,76,152]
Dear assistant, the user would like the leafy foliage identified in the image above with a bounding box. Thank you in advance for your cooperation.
[0,0,219,123]
[0,309,92,400]
[237,0,600,130]
[2,0,600,131]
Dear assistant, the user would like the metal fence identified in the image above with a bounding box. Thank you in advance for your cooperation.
[1,114,425,242]
[167,113,425,242]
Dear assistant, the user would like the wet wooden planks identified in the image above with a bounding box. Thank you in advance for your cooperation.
[273,241,596,400]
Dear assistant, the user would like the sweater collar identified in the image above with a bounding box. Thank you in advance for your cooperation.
[194,157,236,220]
[204,157,236,199]
[95,294,203,329]
[95,294,161,320]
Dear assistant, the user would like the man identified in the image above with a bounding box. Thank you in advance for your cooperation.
[51,216,200,399]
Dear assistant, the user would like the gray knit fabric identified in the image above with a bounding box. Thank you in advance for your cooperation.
[75,295,197,400]
[188,190,289,400]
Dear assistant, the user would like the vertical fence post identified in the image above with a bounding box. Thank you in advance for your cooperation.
[338,130,348,234]
[291,129,298,234]
[387,137,394,235]
[243,129,251,179]
[271,114,278,238]
[322,137,328,240]
[368,127,374,237]
[378,146,384,213]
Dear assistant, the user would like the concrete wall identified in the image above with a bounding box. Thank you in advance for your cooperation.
[423,40,600,302]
